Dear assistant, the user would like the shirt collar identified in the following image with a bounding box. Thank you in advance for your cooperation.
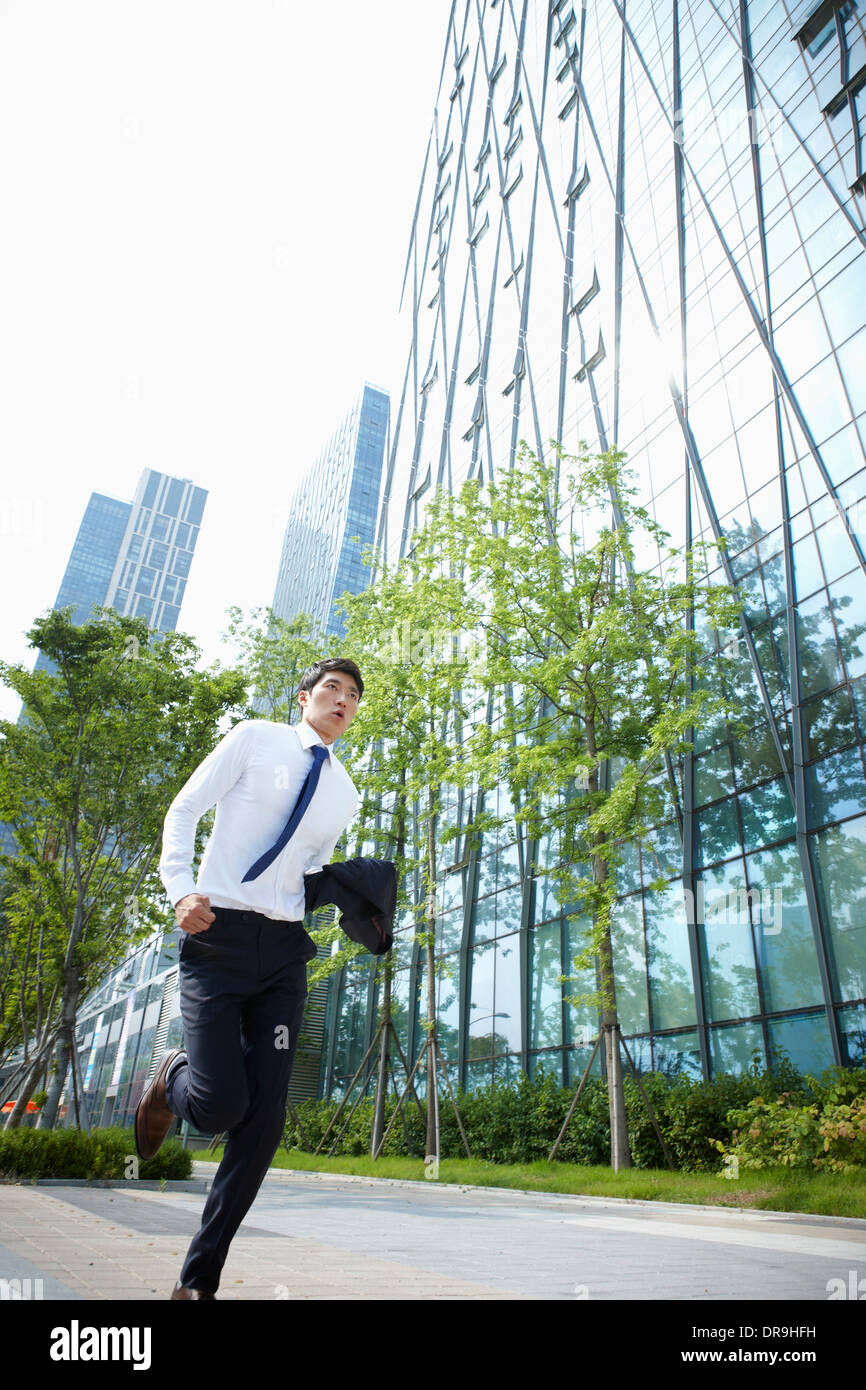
[293,720,334,762]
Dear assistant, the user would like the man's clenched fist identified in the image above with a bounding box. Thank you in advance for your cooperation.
[175,893,216,934]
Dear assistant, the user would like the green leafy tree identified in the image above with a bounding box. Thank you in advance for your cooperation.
[221,605,324,722]
[332,525,489,1166]
[432,443,742,1169]
[0,607,246,1128]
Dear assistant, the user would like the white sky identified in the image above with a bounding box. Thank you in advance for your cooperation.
[0,0,453,720]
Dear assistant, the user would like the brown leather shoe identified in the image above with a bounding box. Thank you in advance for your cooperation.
[134,1048,185,1161]
[170,1281,216,1300]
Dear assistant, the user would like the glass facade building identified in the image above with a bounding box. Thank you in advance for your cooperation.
[33,468,207,675]
[102,468,208,634]
[43,493,132,633]
[271,384,390,638]
[322,0,866,1095]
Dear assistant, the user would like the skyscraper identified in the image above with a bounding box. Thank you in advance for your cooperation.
[102,469,207,633]
[34,467,207,675]
[271,384,389,638]
[323,0,866,1093]
[44,493,133,632]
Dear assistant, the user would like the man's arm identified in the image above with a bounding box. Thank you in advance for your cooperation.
[160,720,253,931]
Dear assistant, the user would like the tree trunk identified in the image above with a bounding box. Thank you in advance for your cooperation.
[587,709,632,1171]
[37,968,80,1130]
[370,952,392,1157]
[595,885,632,1171]
[425,785,439,1169]
[3,1041,53,1130]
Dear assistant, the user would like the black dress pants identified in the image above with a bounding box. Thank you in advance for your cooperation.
[165,905,314,1295]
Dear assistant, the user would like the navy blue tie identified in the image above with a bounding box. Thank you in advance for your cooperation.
[242,743,329,883]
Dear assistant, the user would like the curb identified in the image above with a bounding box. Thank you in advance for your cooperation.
[0,1178,211,1191]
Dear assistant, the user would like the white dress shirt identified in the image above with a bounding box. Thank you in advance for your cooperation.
[159,719,361,922]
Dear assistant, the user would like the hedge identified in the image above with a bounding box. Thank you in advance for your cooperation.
[0,1126,192,1180]
[284,1059,866,1174]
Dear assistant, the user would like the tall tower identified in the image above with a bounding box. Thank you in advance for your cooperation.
[323,0,866,1094]
[103,469,208,633]
[33,468,207,675]
[271,384,389,638]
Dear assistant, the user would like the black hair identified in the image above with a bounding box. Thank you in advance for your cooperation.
[299,658,364,701]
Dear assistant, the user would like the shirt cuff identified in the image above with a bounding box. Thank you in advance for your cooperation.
[162,872,199,908]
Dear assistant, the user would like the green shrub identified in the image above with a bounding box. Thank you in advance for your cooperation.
[283,1058,866,1173]
[0,1126,192,1180]
[713,1088,866,1175]
[817,1096,866,1174]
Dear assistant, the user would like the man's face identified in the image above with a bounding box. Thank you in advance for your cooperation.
[298,671,361,744]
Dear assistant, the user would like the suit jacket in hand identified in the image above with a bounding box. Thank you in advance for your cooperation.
[304,857,397,956]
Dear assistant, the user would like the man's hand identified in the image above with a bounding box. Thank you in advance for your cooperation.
[175,893,216,934]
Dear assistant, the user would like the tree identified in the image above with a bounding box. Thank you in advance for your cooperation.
[0,606,246,1128]
[332,524,489,1167]
[433,443,742,1169]
[221,606,324,722]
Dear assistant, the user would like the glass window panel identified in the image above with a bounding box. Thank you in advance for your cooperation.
[564,913,599,1045]
[733,722,783,788]
[389,968,413,1059]
[696,858,760,1021]
[474,852,498,900]
[494,836,521,886]
[652,1030,702,1078]
[494,880,524,937]
[803,686,858,760]
[829,567,866,679]
[838,1003,866,1066]
[644,882,698,1030]
[811,816,866,1003]
[610,895,649,1035]
[792,531,824,600]
[641,822,682,882]
[746,842,823,1013]
[836,326,866,417]
[709,1021,765,1075]
[694,744,735,806]
[797,590,844,698]
[493,1052,522,1084]
[766,1012,835,1077]
[739,777,796,851]
[529,1049,563,1083]
[751,613,789,702]
[566,1043,603,1084]
[466,939,496,1054]
[464,1058,494,1090]
[806,745,866,828]
[755,546,788,614]
[533,869,564,926]
[470,890,497,946]
[816,513,860,587]
[694,796,741,867]
[616,839,642,896]
[773,297,831,383]
[529,921,563,1050]
[494,934,522,1053]
[436,956,462,1066]
[792,355,853,444]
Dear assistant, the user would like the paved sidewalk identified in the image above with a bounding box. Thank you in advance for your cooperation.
[2,1162,865,1300]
